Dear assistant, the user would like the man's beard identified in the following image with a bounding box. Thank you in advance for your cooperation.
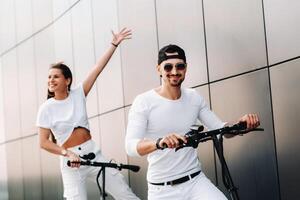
[169,76,184,87]
[170,81,183,87]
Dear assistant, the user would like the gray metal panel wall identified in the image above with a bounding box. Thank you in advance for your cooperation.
[17,39,38,136]
[0,0,16,54]
[31,0,53,32]
[71,0,99,117]
[264,0,300,65]
[118,0,159,105]
[270,60,300,200]
[204,0,267,81]
[2,50,22,141]
[22,136,42,200]
[210,70,279,200]
[6,141,24,200]
[0,145,9,200]
[89,116,101,148]
[53,1,74,69]
[0,59,5,143]
[15,0,33,43]
[92,0,124,114]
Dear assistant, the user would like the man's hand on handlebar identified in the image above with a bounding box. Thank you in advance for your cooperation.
[158,133,187,149]
[239,114,260,130]
[225,114,260,138]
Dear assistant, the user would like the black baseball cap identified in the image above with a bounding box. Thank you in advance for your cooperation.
[158,44,186,65]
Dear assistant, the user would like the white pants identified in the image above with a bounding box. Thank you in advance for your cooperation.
[148,172,227,200]
[60,140,140,200]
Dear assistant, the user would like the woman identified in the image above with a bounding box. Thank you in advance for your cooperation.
[36,28,140,200]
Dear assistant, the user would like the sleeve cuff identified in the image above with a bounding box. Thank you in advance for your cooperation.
[36,124,51,129]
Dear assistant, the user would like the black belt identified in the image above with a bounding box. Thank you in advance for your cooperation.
[149,171,201,186]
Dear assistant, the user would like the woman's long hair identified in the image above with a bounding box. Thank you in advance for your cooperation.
[47,62,73,143]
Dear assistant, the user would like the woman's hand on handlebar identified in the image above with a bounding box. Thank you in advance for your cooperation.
[66,150,81,168]
[159,133,187,149]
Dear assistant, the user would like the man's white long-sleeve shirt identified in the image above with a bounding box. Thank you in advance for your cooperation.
[125,88,225,183]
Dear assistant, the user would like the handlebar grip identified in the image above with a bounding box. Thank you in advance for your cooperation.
[162,143,168,149]
[120,164,140,172]
[162,138,185,149]
[67,160,83,166]
[233,121,247,130]
[253,128,264,131]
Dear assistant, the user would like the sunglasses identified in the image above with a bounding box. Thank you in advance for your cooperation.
[163,63,187,72]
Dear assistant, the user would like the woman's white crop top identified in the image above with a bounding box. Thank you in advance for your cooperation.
[36,83,90,145]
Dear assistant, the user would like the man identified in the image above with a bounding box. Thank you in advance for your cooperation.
[125,44,260,200]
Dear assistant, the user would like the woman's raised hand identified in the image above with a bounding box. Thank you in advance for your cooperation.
[111,27,132,46]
